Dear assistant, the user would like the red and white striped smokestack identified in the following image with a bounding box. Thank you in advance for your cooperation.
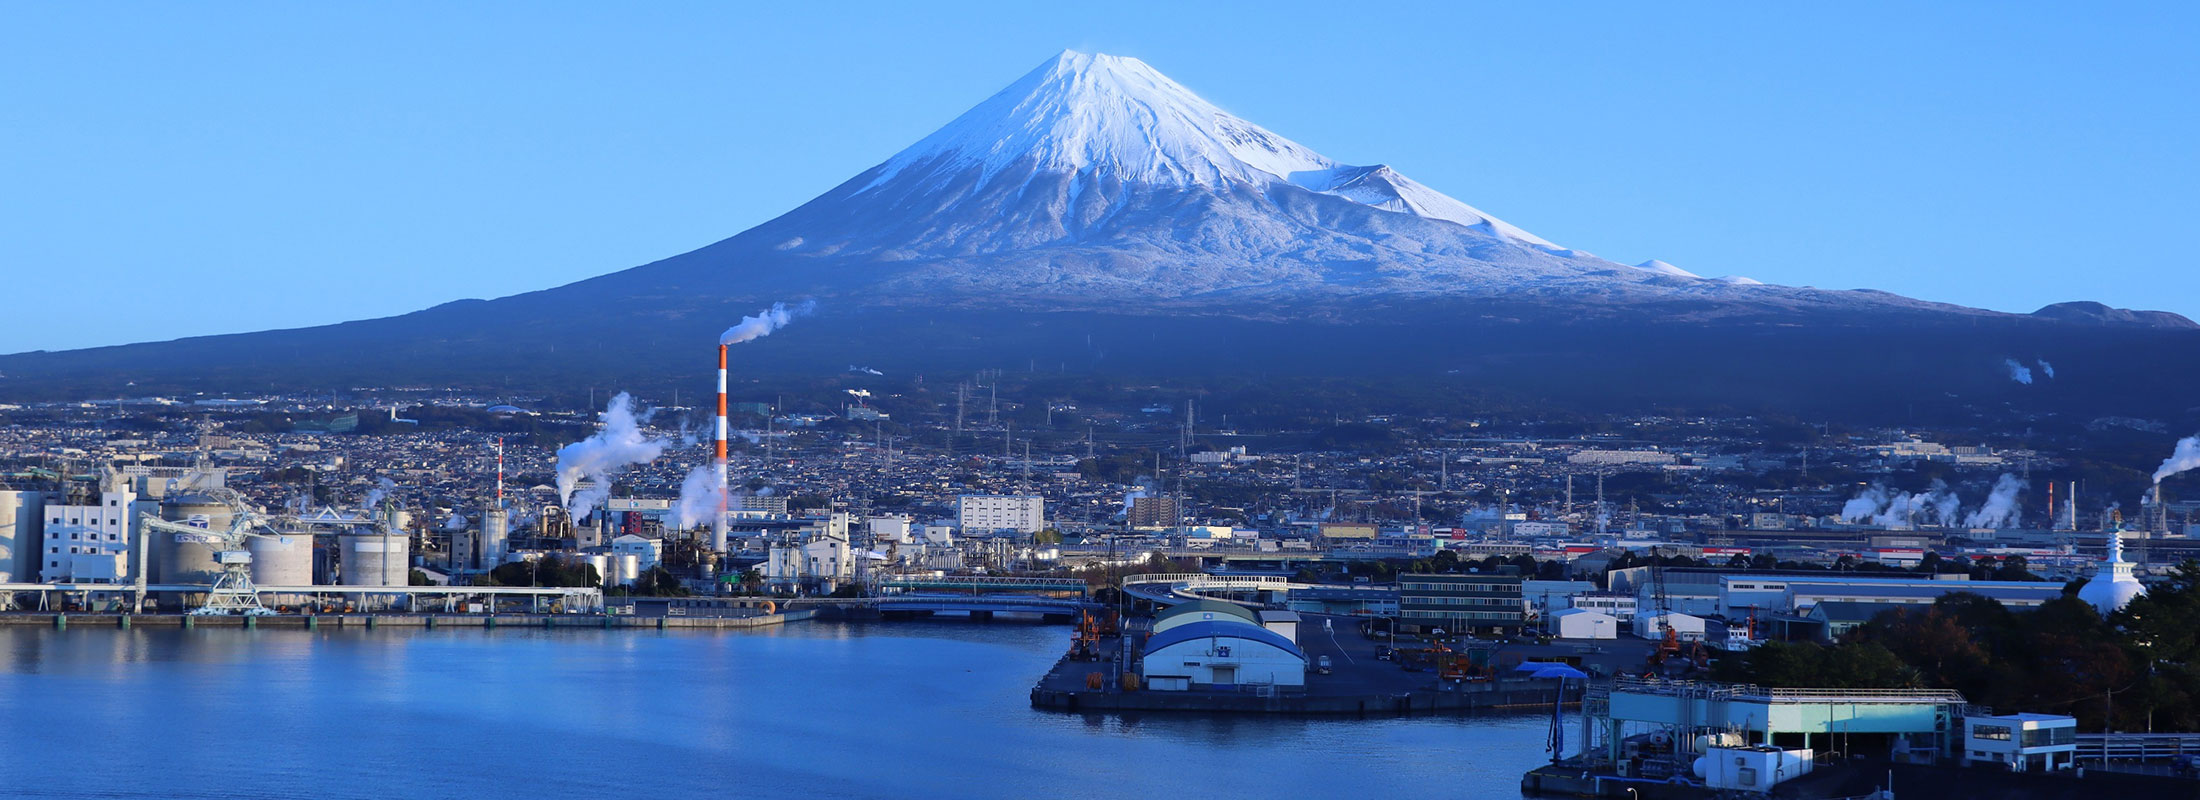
[713,344,730,553]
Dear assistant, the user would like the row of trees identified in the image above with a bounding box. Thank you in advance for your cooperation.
[1715,561,2200,732]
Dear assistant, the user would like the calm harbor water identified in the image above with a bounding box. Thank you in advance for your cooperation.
[0,621,1549,799]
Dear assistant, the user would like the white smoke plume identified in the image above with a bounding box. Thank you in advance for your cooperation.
[1840,483,1954,528]
[1121,486,1149,516]
[668,465,725,531]
[444,513,467,531]
[2153,435,2200,485]
[1840,488,1890,523]
[720,300,816,346]
[1923,480,1962,528]
[1964,474,2026,529]
[363,477,397,510]
[2003,359,2034,385]
[555,392,668,518]
[2036,359,2056,380]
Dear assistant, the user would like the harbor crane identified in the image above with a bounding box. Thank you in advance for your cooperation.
[138,490,295,616]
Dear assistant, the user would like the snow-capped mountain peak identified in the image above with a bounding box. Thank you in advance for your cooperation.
[861,50,1554,248]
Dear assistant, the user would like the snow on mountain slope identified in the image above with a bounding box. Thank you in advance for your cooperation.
[632,50,2101,325]
[858,51,1555,249]
[1633,259,1701,279]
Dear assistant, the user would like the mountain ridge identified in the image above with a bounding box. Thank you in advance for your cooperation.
[0,49,2193,418]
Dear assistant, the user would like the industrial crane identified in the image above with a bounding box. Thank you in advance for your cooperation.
[138,490,293,616]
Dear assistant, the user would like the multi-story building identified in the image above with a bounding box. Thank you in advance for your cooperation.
[1398,571,1525,635]
[1127,495,1180,530]
[957,495,1044,535]
[41,477,137,584]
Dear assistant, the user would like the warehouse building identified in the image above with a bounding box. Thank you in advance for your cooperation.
[1140,619,1305,691]
[1549,608,1619,640]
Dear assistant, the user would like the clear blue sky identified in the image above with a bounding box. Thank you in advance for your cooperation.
[4,2,2195,353]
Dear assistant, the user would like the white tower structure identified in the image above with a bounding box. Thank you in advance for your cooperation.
[2079,533,2147,616]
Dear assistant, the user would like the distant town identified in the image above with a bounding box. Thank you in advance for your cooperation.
[4,383,2198,795]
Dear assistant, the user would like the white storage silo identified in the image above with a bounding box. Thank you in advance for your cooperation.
[248,532,314,587]
[0,490,44,584]
[339,532,410,587]
[608,553,640,587]
[156,495,231,584]
[577,552,611,586]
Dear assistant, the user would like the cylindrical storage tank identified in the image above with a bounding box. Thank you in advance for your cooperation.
[157,495,232,584]
[480,507,508,568]
[578,553,610,585]
[610,553,640,586]
[339,532,410,587]
[248,532,313,587]
[0,490,44,585]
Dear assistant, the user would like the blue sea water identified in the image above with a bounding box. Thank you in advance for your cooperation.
[0,621,1548,799]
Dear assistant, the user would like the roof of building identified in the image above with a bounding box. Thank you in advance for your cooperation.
[1794,584,2061,602]
[1144,620,1306,660]
[1156,599,1260,626]
[1807,601,1908,624]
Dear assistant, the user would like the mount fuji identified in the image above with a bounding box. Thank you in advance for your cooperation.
[3,51,2194,418]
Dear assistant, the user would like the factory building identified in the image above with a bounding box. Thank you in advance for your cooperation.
[42,474,141,583]
[1141,601,1306,691]
[956,495,1044,536]
[1398,571,1525,635]
[611,534,662,574]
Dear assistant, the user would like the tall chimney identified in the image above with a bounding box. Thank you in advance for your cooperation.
[714,344,730,554]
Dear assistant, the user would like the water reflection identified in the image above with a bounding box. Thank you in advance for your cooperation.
[0,621,1546,799]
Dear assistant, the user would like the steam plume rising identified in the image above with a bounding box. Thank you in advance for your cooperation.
[1964,474,2026,529]
[555,392,667,518]
[669,465,725,531]
[444,513,467,531]
[720,300,816,346]
[2154,435,2200,485]
[1838,481,1959,528]
[363,477,397,510]
[2004,359,2034,385]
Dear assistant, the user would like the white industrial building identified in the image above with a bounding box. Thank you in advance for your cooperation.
[1633,611,1707,641]
[1549,608,1619,639]
[610,534,661,573]
[956,495,1045,535]
[1141,601,1305,691]
[40,475,142,584]
[1960,713,2077,772]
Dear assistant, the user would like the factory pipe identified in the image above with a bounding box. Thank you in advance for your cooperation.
[714,344,729,554]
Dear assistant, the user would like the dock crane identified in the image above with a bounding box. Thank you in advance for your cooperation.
[138,491,293,616]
